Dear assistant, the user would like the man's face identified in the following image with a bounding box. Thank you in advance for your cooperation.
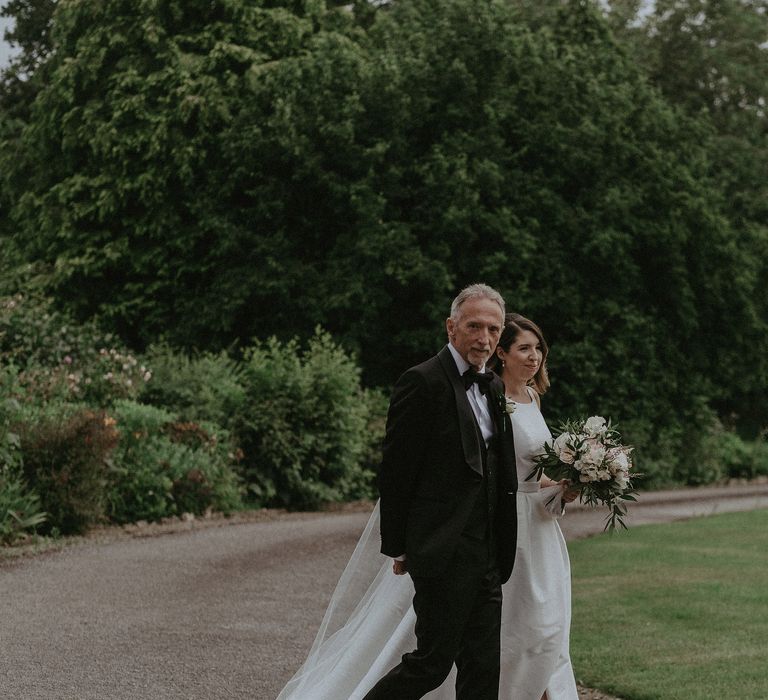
[446,297,504,369]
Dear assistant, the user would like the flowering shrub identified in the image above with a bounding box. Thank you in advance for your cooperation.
[81,347,152,404]
[1,295,383,528]
[1,293,151,405]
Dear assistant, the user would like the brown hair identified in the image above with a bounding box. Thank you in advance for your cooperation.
[489,313,550,394]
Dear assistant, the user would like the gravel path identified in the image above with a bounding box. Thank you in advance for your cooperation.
[1,482,767,699]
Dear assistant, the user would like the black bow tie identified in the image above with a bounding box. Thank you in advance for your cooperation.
[462,369,494,395]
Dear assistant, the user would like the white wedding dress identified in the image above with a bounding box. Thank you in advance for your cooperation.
[278,389,578,700]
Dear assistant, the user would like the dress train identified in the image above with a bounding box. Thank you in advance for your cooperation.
[277,489,577,700]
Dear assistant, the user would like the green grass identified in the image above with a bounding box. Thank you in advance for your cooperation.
[569,509,768,700]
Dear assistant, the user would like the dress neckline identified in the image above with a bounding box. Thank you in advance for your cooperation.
[509,397,535,406]
[506,386,536,405]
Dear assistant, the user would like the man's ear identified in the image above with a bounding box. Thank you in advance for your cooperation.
[445,317,455,340]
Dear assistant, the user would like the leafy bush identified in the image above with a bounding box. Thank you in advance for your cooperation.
[0,371,46,543]
[670,406,768,486]
[0,370,24,473]
[140,335,384,510]
[17,403,119,535]
[359,387,388,481]
[749,439,768,478]
[708,428,768,481]
[0,470,46,545]
[631,415,768,488]
[104,401,175,522]
[138,345,245,427]
[236,329,381,509]
[676,439,728,487]
[106,400,243,523]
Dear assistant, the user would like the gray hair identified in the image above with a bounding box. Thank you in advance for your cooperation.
[450,283,505,321]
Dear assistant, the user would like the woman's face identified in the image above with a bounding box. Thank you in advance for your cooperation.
[497,329,543,382]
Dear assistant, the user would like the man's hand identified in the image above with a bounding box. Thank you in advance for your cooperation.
[392,559,408,575]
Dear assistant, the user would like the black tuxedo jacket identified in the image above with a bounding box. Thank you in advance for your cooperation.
[378,345,518,582]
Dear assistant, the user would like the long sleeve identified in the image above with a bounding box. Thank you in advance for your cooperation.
[378,368,429,558]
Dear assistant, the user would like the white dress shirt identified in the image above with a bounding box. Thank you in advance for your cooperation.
[447,342,495,447]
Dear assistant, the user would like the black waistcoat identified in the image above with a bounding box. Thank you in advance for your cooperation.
[462,423,499,542]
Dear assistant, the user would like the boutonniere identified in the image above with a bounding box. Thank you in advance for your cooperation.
[495,392,516,430]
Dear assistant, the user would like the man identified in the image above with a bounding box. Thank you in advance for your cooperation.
[363,283,518,700]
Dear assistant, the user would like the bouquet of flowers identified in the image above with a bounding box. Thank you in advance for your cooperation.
[528,416,638,531]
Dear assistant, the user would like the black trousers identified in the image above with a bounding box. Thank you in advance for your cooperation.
[362,535,502,700]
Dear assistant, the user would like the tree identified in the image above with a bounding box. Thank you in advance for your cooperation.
[604,0,768,433]
[3,0,351,343]
[358,0,764,482]
[1,0,57,71]
[0,1,57,269]
[0,0,57,118]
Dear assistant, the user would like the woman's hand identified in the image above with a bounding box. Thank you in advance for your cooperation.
[559,480,580,504]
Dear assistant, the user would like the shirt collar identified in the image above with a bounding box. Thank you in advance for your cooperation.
[447,342,486,376]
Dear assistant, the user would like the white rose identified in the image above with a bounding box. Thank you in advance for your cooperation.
[609,449,630,472]
[584,416,607,436]
[553,433,577,464]
[575,460,598,482]
[581,443,606,467]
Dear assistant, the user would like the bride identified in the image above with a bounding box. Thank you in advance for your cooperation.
[278,314,579,700]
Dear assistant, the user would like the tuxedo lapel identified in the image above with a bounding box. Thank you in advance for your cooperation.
[490,377,519,493]
[437,346,484,476]
[486,379,504,435]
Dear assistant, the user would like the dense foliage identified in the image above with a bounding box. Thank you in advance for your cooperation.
[0,292,382,538]
[106,399,243,523]
[0,368,46,542]
[0,0,766,522]
[234,331,382,507]
[604,0,768,433]
[16,402,118,534]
